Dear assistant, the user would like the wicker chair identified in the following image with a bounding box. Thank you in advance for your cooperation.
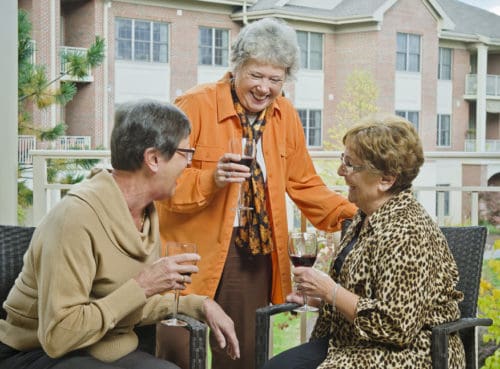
[0,224,207,369]
[255,225,492,369]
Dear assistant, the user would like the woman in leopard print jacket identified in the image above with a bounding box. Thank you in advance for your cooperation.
[263,114,465,369]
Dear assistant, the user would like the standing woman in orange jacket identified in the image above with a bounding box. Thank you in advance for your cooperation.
[156,17,356,369]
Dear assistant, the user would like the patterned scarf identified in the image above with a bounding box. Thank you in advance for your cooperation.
[231,86,274,255]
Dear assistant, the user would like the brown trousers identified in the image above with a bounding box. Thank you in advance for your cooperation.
[157,229,272,369]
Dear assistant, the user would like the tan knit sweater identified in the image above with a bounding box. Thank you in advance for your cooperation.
[0,170,206,362]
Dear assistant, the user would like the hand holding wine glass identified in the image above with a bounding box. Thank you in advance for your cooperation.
[229,137,256,212]
[161,241,198,327]
[288,232,318,312]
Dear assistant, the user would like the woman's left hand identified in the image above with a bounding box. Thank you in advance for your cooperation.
[292,267,335,302]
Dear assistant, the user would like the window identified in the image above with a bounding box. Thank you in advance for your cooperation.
[396,33,420,72]
[298,109,322,147]
[438,47,452,80]
[436,184,450,217]
[297,31,323,70]
[115,18,168,63]
[395,110,419,131]
[199,27,229,66]
[437,114,451,147]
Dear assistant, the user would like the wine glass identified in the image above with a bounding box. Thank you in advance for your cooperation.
[229,137,257,213]
[288,232,318,312]
[161,241,197,327]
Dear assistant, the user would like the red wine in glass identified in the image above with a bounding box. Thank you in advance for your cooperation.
[288,232,318,312]
[229,138,257,213]
[290,254,317,267]
[239,156,254,168]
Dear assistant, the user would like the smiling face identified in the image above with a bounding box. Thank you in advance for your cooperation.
[233,60,286,113]
[337,145,395,216]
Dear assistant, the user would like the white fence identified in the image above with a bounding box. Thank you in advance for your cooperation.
[18,135,91,165]
[18,135,36,165]
[29,150,500,227]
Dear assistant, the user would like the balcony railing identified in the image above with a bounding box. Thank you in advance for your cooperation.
[465,139,500,152]
[60,46,93,82]
[465,74,500,97]
[18,135,36,165]
[18,135,91,165]
[29,150,500,226]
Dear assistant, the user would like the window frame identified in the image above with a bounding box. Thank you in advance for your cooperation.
[436,184,450,217]
[395,110,420,131]
[396,32,421,72]
[297,30,323,70]
[436,114,451,147]
[438,47,452,80]
[198,26,229,67]
[115,17,169,63]
[298,108,323,148]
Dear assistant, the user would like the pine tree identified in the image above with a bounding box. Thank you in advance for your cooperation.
[17,9,105,223]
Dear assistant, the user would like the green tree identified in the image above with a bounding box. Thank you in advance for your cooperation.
[17,9,104,223]
[318,69,379,187]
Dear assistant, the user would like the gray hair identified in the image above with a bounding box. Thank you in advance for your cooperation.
[231,18,300,81]
[111,99,191,171]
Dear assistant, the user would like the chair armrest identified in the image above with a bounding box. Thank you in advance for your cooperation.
[175,314,208,369]
[431,318,493,369]
[255,303,299,369]
[136,315,207,369]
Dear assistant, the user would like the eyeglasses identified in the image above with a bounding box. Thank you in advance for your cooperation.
[246,72,284,87]
[176,148,195,164]
[340,153,365,173]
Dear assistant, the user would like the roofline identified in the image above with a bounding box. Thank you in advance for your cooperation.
[232,10,379,26]
[440,30,500,47]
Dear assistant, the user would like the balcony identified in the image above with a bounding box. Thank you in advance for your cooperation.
[465,139,500,152]
[60,46,93,82]
[465,74,500,100]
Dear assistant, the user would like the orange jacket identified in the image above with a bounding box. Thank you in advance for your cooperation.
[156,74,356,304]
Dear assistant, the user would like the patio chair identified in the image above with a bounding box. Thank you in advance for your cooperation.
[255,225,492,369]
[0,224,207,369]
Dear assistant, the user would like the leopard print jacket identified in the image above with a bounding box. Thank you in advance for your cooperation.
[310,189,466,369]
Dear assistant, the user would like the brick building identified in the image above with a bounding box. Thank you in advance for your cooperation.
[19,0,500,222]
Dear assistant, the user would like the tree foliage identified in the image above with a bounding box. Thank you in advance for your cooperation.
[318,69,379,186]
[17,9,104,138]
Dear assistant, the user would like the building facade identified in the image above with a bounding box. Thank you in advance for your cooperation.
[20,0,500,223]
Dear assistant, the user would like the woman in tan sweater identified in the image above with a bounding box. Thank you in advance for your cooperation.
[0,100,239,369]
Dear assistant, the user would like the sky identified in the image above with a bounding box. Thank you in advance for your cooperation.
[458,0,500,15]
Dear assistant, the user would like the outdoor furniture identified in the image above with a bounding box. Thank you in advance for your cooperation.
[0,224,207,369]
[255,225,492,369]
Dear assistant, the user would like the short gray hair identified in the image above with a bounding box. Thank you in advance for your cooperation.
[111,99,191,171]
[231,18,300,81]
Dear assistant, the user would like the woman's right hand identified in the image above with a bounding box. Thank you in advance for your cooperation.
[134,254,200,297]
[214,153,251,188]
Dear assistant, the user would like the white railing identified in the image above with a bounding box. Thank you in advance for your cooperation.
[60,46,92,82]
[465,74,500,97]
[465,139,500,152]
[31,150,110,224]
[18,135,36,165]
[17,136,91,165]
[30,150,500,227]
[51,135,91,150]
